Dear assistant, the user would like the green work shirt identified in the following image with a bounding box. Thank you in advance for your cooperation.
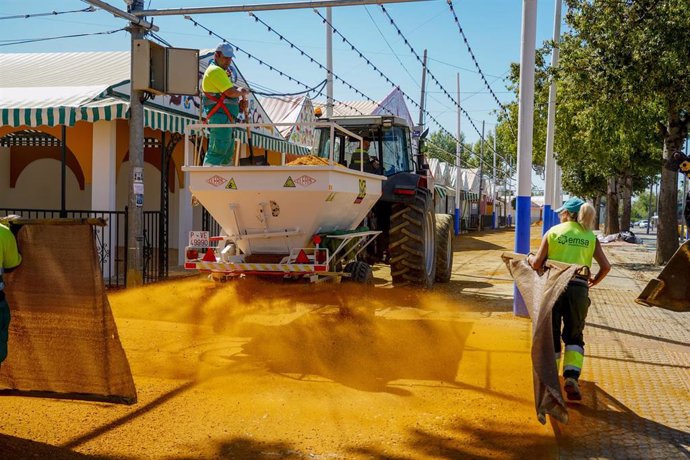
[201,62,239,118]
[0,223,21,289]
[202,63,233,94]
[546,221,596,268]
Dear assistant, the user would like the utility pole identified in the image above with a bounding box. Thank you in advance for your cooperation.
[682,171,687,241]
[455,73,461,235]
[326,7,333,118]
[478,121,485,231]
[514,0,538,317]
[543,0,562,235]
[418,49,428,127]
[492,132,497,229]
[126,0,147,287]
[647,177,653,235]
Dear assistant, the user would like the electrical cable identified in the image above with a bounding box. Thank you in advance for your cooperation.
[0,6,95,21]
[447,0,517,140]
[313,8,457,142]
[184,16,363,112]
[248,13,384,116]
[0,27,127,47]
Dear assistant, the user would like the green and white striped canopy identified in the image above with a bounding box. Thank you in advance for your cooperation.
[1,98,196,135]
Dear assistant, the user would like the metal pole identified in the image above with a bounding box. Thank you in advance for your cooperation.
[478,120,485,231]
[681,136,690,240]
[455,73,461,235]
[60,125,67,218]
[127,0,146,287]
[84,0,158,29]
[136,0,432,16]
[514,0,538,317]
[543,0,561,235]
[647,177,653,235]
[326,7,333,118]
[418,49,428,127]
[492,132,497,229]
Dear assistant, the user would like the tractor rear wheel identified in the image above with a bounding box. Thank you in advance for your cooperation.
[389,192,436,288]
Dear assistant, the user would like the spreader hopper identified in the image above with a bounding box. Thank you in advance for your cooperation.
[182,165,383,255]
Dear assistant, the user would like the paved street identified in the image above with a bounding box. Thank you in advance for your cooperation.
[0,226,688,459]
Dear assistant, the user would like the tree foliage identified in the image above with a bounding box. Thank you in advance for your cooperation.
[562,0,690,262]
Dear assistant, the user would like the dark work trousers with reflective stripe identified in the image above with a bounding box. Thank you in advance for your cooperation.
[552,279,590,380]
[0,292,10,365]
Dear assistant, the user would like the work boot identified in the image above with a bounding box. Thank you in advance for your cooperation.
[564,377,582,401]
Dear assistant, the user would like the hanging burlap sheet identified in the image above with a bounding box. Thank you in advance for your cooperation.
[502,252,580,425]
[0,222,136,404]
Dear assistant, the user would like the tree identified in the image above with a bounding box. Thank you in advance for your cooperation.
[564,0,690,264]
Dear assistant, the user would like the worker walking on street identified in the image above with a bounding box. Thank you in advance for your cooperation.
[202,42,249,166]
[0,222,21,367]
[527,198,611,401]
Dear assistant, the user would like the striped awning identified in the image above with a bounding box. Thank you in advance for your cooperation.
[1,100,196,135]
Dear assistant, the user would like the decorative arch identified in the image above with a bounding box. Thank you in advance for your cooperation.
[1,130,86,190]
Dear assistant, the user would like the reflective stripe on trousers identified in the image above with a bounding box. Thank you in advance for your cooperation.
[563,344,584,378]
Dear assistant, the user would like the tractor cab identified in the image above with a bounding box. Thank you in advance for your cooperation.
[313,115,417,177]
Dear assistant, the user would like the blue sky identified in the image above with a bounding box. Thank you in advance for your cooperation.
[1,0,563,146]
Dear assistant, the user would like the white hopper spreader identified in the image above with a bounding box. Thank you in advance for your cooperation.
[182,122,385,282]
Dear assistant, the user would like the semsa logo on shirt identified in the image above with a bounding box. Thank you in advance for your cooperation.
[556,234,590,247]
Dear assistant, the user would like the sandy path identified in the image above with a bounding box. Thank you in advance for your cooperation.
[1,228,558,459]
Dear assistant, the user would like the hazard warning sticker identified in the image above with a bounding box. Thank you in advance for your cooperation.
[225,178,237,190]
[295,175,316,187]
[207,175,227,187]
[283,176,296,188]
[353,179,366,204]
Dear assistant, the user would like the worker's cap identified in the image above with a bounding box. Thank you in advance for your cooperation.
[215,42,235,58]
[555,197,585,214]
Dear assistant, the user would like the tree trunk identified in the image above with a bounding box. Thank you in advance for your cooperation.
[605,177,620,235]
[620,173,633,232]
[594,194,602,230]
[656,110,687,264]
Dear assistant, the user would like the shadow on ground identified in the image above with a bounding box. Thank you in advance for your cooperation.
[0,433,122,460]
[454,235,507,252]
[552,381,690,458]
[237,309,474,393]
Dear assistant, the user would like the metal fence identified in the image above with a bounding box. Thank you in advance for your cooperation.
[0,208,163,289]
[201,207,222,237]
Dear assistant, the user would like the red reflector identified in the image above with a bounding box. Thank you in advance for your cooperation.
[186,248,199,260]
[314,265,327,272]
[295,249,310,264]
[417,176,428,189]
[394,188,416,196]
[202,248,217,262]
[184,262,197,269]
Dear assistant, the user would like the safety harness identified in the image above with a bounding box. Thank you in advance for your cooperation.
[202,92,236,123]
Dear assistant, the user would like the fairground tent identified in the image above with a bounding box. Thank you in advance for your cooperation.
[258,95,317,148]
[314,87,414,128]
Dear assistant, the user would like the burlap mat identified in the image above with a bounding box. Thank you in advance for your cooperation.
[503,254,579,425]
[1,223,136,404]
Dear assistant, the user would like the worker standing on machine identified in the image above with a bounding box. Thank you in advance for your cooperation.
[201,42,250,166]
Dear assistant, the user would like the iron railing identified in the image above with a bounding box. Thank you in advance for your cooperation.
[0,208,163,289]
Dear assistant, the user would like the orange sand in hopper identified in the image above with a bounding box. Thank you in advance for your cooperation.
[0,231,557,458]
[287,155,345,166]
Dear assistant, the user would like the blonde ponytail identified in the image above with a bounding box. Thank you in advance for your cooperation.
[578,202,596,231]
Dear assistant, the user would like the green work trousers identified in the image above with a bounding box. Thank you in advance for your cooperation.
[203,111,235,166]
